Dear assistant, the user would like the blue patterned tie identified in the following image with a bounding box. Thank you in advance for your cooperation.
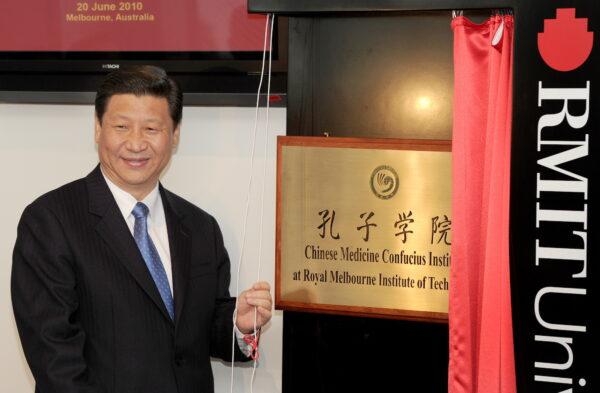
[131,202,175,320]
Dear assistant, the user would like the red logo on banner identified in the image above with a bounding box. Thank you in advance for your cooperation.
[538,8,594,71]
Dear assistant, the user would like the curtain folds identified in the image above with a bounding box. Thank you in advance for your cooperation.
[448,14,516,393]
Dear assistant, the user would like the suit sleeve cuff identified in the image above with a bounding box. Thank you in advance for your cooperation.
[234,325,260,360]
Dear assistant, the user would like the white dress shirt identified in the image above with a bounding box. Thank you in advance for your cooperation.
[102,172,174,295]
[101,170,254,356]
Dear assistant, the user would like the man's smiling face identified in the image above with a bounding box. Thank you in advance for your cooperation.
[95,93,180,200]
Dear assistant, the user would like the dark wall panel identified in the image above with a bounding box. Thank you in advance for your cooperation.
[287,12,457,140]
[283,11,473,393]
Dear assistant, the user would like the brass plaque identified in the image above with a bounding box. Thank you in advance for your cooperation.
[276,136,451,322]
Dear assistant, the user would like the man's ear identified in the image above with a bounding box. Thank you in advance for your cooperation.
[172,124,181,148]
[94,115,102,144]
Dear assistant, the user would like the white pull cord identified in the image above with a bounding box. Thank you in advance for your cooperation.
[249,13,274,392]
[492,18,505,47]
[230,12,274,393]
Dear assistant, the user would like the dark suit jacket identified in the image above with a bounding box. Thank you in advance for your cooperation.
[11,165,247,393]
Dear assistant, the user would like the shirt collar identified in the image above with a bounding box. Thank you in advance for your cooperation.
[101,169,161,221]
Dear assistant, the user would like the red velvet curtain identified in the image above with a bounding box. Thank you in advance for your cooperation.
[448,14,515,393]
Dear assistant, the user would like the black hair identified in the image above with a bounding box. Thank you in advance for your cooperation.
[94,65,183,127]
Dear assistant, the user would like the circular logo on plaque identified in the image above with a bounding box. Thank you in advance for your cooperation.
[370,165,399,200]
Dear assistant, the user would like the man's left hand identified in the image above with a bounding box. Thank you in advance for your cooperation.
[235,281,273,334]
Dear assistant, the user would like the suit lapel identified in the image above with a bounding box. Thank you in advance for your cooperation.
[86,166,174,326]
[160,186,191,330]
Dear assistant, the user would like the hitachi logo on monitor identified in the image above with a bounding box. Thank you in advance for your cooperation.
[102,64,120,69]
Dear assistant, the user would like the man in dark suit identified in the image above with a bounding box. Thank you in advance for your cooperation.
[11,65,272,393]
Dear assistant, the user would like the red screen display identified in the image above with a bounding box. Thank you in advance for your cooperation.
[0,0,267,52]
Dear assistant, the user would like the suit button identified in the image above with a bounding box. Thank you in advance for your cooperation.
[175,356,186,366]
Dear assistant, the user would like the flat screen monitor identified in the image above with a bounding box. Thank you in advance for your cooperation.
[0,0,287,106]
